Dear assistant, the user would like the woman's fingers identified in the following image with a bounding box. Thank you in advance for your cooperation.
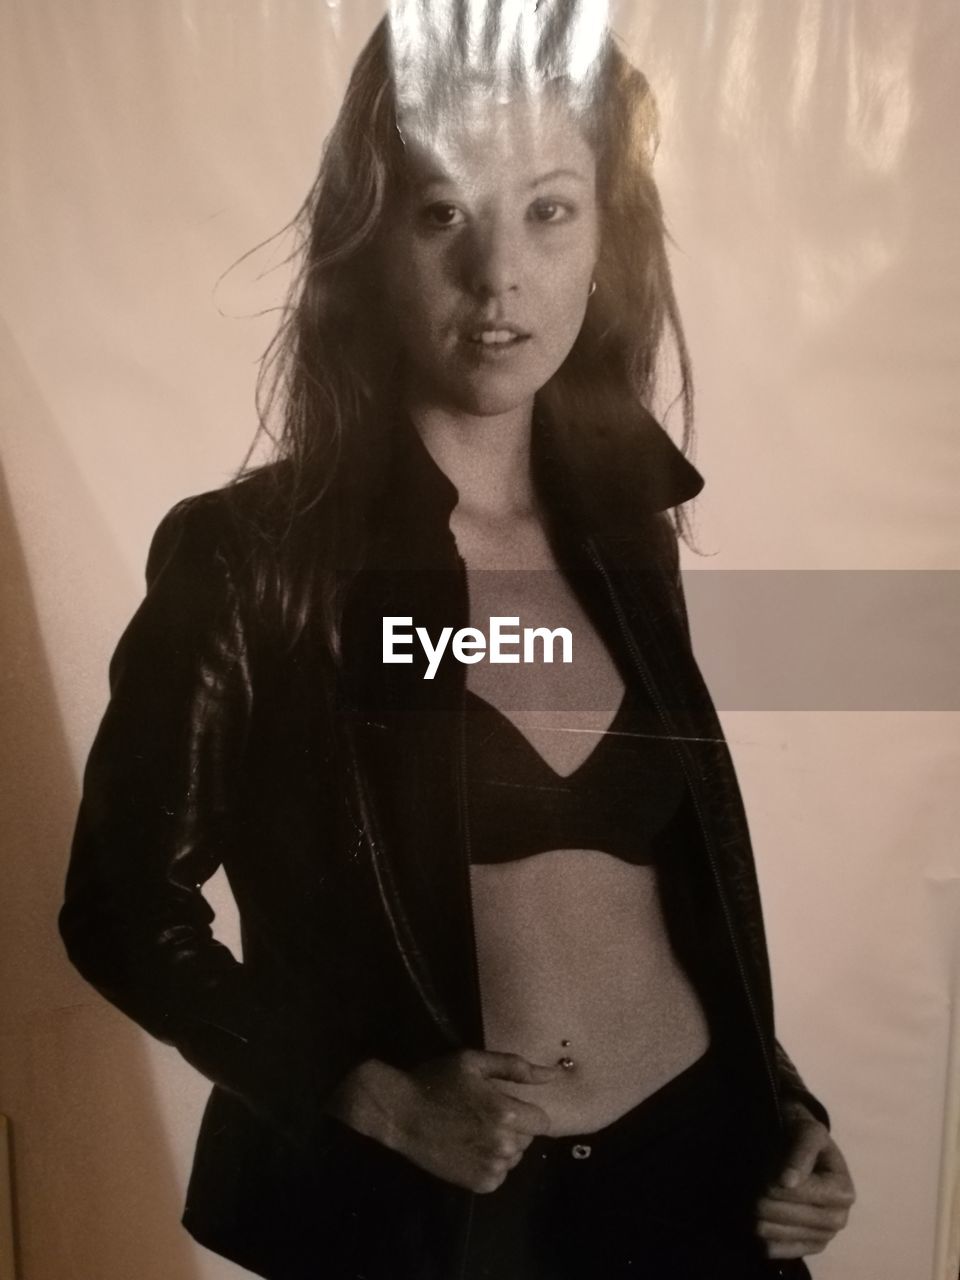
[758,1224,835,1248]
[761,1123,857,1266]
[764,1237,833,1260]
[480,1126,535,1158]
[762,1176,856,1210]
[757,1194,839,1261]
[463,1050,559,1139]
[756,1166,854,1262]
[397,1049,559,1191]
[758,1184,853,1223]
[506,1128,535,1154]
[758,1187,852,1234]
[471,1049,561,1086]
[488,1091,554,1139]
[753,1119,856,1264]
[756,1205,851,1240]
[762,1133,856,1215]
[469,1115,535,1190]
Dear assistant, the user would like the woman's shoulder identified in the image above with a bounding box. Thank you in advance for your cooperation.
[145,464,289,584]
[141,462,320,653]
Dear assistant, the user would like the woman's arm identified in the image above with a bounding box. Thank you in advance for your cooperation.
[59,496,351,1144]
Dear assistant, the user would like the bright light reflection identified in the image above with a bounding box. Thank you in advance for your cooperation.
[388,0,609,116]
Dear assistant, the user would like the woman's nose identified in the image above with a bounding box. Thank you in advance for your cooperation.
[463,219,521,299]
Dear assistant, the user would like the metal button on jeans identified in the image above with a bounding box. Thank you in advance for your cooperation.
[571,1143,592,1160]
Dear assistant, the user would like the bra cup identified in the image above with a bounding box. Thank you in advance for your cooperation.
[464,685,687,867]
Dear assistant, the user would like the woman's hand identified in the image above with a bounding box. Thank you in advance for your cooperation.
[754,1102,856,1260]
[328,1050,559,1193]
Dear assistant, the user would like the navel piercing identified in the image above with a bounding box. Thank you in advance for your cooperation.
[558,1056,576,1071]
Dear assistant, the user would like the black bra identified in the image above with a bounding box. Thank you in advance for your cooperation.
[464,682,687,866]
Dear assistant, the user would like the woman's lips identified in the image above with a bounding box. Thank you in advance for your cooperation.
[462,325,532,357]
[462,336,531,363]
[469,328,531,346]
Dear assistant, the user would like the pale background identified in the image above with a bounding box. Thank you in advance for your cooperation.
[1,1,958,1278]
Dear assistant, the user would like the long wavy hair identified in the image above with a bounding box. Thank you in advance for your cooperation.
[231,13,694,658]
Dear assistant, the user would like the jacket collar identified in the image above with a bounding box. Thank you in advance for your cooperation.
[373,401,704,564]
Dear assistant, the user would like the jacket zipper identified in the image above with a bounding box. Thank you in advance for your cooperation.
[453,550,485,1280]
[342,548,484,1278]
[584,537,783,1125]
[342,704,460,1048]
[452,552,487,1047]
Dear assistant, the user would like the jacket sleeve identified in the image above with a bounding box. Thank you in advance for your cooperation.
[651,512,831,1132]
[59,496,352,1144]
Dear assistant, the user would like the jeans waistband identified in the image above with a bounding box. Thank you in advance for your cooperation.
[536,1041,740,1162]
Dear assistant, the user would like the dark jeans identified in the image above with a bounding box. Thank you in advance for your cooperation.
[462,1044,813,1280]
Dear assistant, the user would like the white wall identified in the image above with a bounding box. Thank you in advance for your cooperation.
[1,2,956,1277]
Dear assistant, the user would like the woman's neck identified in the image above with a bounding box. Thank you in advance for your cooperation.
[409,401,538,522]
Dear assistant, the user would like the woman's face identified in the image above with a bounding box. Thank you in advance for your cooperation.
[379,92,598,419]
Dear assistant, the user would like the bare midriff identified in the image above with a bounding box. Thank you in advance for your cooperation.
[470,847,711,1136]
[452,523,711,1135]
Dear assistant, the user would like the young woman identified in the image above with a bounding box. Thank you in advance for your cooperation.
[60,7,854,1278]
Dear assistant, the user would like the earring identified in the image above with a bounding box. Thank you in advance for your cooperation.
[588,280,597,297]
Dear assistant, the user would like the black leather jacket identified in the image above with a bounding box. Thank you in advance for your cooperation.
[60,409,828,1280]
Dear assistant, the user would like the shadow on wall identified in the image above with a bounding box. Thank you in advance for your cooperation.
[0,464,205,1275]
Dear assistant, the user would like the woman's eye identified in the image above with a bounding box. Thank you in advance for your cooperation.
[529,198,573,224]
[420,203,466,229]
